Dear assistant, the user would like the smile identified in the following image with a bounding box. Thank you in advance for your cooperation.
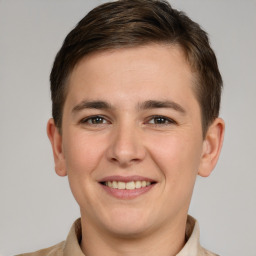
[104,181,152,190]
[99,176,157,199]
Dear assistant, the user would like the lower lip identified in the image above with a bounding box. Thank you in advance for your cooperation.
[100,183,155,200]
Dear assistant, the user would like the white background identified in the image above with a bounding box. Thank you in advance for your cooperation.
[0,0,256,255]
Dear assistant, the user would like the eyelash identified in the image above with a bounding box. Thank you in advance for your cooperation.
[80,115,109,125]
[146,115,177,126]
[80,115,177,127]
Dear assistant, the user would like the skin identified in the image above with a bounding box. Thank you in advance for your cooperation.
[47,44,224,256]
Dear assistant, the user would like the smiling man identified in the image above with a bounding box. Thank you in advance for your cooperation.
[18,1,224,256]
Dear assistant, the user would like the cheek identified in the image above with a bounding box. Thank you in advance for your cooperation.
[62,129,106,176]
[148,132,202,183]
[61,130,108,209]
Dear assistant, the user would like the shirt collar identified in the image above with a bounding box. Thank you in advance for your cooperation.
[64,218,84,256]
[63,215,202,256]
[177,215,202,256]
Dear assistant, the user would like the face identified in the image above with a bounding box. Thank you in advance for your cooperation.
[48,44,224,238]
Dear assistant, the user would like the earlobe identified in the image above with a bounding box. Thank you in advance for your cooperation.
[198,118,225,177]
[46,118,67,177]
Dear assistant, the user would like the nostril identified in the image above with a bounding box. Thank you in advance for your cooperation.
[110,157,119,163]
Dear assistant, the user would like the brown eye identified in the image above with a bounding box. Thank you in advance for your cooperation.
[90,116,105,124]
[148,115,176,125]
[153,117,168,124]
[81,116,108,125]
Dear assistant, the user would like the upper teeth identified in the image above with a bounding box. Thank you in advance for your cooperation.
[105,181,151,190]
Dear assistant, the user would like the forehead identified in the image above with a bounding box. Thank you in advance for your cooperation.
[65,44,198,110]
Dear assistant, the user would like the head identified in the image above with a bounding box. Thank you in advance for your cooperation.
[47,0,224,246]
[50,0,222,137]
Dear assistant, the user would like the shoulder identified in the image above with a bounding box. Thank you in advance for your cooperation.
[16,241,65,256]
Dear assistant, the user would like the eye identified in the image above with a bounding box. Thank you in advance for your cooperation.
[147,115,176,125]
[80,115,109,125]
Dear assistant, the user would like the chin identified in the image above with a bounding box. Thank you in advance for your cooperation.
[106,222,151,239]
[101,207,155,238]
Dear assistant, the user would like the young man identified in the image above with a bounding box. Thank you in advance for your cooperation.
[19,0,224,255]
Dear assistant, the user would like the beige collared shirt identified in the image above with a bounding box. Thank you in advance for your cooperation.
[17,216,218,256]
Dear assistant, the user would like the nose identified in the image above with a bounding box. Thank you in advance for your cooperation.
[106,123,146,167]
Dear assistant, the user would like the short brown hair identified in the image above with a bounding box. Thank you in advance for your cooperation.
[50,0,222,136]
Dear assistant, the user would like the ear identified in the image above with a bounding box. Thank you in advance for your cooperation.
[198,118,225,177]
[47,118,67,177]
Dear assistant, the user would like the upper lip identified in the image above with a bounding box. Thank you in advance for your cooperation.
[98,175,156,183]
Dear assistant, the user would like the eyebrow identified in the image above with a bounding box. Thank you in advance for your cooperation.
[138,100,186,114]
[72,100,112,113]
[72,99,186,114]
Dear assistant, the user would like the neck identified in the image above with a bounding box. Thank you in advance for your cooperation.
[80,215,187,256]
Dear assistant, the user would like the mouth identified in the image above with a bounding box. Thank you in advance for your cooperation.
[99,176,157,199]
[101,180,153,190]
